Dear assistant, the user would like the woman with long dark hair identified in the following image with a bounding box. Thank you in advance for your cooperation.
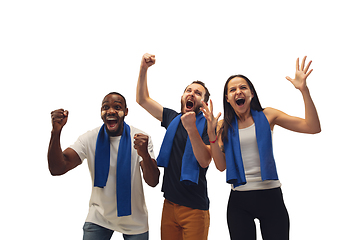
[201,56,321,240]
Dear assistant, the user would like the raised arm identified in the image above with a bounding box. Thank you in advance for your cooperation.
[264,56,321,134]
[136,53,163,122]
[48,109,82,176]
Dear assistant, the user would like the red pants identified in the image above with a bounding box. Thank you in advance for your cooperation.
[161,199,210,240]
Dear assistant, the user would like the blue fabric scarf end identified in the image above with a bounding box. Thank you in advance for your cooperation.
[224,109,278,188]
[94,123,132,217]
[157,112,206,185]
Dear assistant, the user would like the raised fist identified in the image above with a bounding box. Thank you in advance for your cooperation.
[51,109,68,133]
[141,53,156,69]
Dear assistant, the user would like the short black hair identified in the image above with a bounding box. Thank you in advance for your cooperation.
[105,92,127,108]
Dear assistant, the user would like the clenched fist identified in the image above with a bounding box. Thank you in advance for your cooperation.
[181,112,197,132]
[140,53,156,69]
[133,133,149,159]
[51,109,68,133]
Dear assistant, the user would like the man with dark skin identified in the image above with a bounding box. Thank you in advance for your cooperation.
[48,92,159,240]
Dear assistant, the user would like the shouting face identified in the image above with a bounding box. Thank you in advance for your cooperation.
[101,93,128,136]
[226,77,254,116]
[181,83,206,114]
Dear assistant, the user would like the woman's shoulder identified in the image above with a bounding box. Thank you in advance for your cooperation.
[263,107,283,117]
[263,107,283,129]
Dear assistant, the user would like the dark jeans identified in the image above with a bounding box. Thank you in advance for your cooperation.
[83,222,149,240]
[227,187,290,240]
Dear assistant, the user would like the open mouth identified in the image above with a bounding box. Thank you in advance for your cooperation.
[186,100,194,110]
[106,117,119,130]
[236,98,245,107]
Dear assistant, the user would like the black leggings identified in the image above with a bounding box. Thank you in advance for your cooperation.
[227,187,290,240]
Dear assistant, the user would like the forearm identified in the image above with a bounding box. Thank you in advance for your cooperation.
[47,131,67,176]
[301,87,321,133]
[136,66,163,121]
[210,140,226,172]
[140,153,160,187]
[188,131,212,168]
[136,67,150,105]
[207,123,226,171]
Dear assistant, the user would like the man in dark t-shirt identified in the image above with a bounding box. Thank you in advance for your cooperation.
[136,53,212,240]
[161,107,210,210]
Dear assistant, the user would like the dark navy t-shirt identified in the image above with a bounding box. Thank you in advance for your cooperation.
[161,107,210,210]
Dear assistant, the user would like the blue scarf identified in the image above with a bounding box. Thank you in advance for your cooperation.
[224,109,278,187]
[94,122,131,217]
[157,112,206,185]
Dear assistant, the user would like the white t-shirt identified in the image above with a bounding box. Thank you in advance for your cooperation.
[70,125,155,234]
[232,123,281,191]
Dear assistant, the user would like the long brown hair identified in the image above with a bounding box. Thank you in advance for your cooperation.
[221,75,264,142]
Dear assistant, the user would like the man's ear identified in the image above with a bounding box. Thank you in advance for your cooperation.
[124,108,129,116]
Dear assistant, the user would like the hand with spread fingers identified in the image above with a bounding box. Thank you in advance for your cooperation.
[201,99,221,142]
[286,56,313,92]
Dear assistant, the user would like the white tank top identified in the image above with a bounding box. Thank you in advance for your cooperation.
[232,123,281,191]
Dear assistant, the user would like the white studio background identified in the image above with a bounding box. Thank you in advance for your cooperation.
[1,1,359,239]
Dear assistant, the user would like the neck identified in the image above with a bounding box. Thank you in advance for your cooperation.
[235,109,251,122]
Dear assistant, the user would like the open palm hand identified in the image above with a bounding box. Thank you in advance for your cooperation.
[286,56,313,91]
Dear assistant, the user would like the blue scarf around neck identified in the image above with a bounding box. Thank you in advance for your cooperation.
[224,109,278,187]
[157,112,206,185]
[94,122,132,217]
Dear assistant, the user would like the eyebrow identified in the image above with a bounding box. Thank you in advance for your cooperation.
[102,100,123,105]
[229,84,248,89]
[186,87,203,94]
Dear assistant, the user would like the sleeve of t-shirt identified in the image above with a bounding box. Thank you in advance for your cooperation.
[146,135,156,161]
[69,132,89,163]
[161,107,180,129]
[68,127,99,163]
